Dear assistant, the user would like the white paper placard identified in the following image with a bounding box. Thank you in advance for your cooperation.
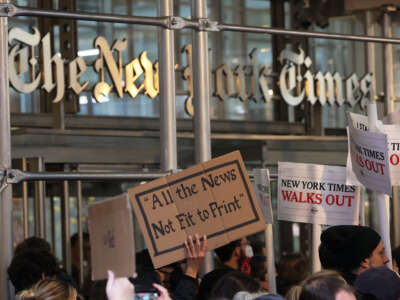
[383,109,400,124]
[383,125,400,186]
[347,115,392,195]
[253,169,274,224]
[278,162,360,226]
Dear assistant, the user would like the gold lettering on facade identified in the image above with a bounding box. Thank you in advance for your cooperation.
[140,51,158,99]
[125,57,144,98]
[8,27,41,94]
[214,65,235,101]
[69,56,88,95]
[41,33,65,103]
[7,26,373,114]
[279,47,372,109]
[182,44,194,116]
[93,37,127,101]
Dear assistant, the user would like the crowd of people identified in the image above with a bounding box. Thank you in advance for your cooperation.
[6,225,400,300]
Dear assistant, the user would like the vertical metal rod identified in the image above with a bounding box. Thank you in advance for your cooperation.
[50,196,56,253]
[158,0,177,172]
[383,11,394,115]
[368,103,393,268]
[192,0,213,273]
[312,224,321,272]
[365,11,376,93]
[22,158,29,238]
[0,0,13,297]
[77,180,84,287]
[265,225,277,294]
[383,10,399,246]
[62,180,71,273]
[33,158,45,238]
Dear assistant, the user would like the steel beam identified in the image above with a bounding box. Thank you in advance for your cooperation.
[0,0,12,297]
[158,0,177,172]
[1,4,400,44]
[6,169,170,183]
[192,0,213,274]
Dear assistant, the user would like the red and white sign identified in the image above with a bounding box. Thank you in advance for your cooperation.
[384,125,400,186]
[253,169,273,224]
[278,162,360,226]
[347,114,392,195]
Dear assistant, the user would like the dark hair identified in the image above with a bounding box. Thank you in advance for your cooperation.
[251,241,265,257]
[70,232,90,247]
[277,253,309,296]
[392,246,400,270]
[298,270,354,300]
[215,240,241,263]
[250,256,267,282]
[89,279,108,300]
[8,250,58,293]
[15,237,52,255]
[210,271,261,300]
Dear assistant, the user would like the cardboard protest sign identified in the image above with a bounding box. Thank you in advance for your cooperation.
[88,194,135,280]
[253,169,274,224]
[278,162,360,225]
[128,151,266,268]
[347,114,392,195]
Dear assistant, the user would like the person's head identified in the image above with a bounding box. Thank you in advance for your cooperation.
[354,266,400,300]
[215,240,244,267]
[392,246,400,273]
[71,232,91,267]
[233,291,283,300]
[319,225,389,275]
[16,278,77,300]
[8,250,59,294]
[277,252,309,295]
[250,256,268,292]
[15,237,52,255]
[298,270,356,300]
[210,270,262,300]
[251,241,266,257]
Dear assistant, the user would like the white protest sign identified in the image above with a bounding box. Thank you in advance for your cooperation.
[253,169,274,224]
[278,162,360,225]
[383,125,400,186]
[347,113,392,195]
[383,109,400,124]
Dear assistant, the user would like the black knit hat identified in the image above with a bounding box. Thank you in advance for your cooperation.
[319,225,381,272]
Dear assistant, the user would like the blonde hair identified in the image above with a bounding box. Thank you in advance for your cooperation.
[16,278,77,300]
[285,285,302,300]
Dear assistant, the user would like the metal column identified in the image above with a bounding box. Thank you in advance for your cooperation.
[158,0,177,172]
[192,0,213,273]
[363,10,376,228]
[0,0,13,298]
[61,179,71,273]
[383,8,400,246]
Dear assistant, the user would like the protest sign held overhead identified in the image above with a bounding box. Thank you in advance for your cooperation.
[253,168,274,224]
[128,151,266,268]
[383,109,400,124]
[347,112,392,195]
[88,194,135,280]
[383,125,400,186]
[278,162,360,225]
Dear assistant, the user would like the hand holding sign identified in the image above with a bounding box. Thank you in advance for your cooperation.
[106,270,134,300]
[184,234,207,279]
